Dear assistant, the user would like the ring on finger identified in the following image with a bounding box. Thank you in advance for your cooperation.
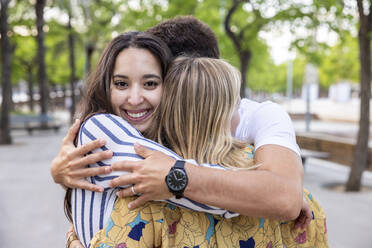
[131,185,137,195]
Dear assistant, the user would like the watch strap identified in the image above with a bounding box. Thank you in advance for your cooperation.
[173,160,186,169]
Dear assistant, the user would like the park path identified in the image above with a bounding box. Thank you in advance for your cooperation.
[0,128,69,247]
[1,120,372,247]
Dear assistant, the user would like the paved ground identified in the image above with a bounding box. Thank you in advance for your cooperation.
[1,106,371,247]
[0,128,70,247]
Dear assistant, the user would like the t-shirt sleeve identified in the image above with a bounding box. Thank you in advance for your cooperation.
[238,101,300,156]
[78,113,238,218]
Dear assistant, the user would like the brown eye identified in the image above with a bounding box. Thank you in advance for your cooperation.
[144,81,159,89]
[114,81,128,89]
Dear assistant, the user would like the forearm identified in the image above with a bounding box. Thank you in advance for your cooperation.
[87,113,235,217]
[185,164,303,220]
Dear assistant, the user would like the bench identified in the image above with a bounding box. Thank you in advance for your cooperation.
[300,148,329,165]
[10,114,61,135]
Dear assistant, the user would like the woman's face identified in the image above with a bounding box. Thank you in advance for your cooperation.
[111,47,163,132]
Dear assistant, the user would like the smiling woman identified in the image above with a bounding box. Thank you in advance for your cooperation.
[63,31,173,247]
[110,47,163,132]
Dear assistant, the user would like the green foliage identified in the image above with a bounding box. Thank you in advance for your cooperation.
[5,0,357,97]
[318,33,359,88]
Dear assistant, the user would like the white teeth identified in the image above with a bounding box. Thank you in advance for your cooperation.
[127,111,147,118]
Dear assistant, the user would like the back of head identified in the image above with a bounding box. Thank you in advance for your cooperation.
[148,56,251,169]
[147,16,220,58]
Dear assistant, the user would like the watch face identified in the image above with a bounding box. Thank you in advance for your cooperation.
[166,168,187,192]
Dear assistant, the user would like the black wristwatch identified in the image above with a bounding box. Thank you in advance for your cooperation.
[165,160,188,199]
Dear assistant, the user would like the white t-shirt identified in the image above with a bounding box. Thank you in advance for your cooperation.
[235,98,300,156]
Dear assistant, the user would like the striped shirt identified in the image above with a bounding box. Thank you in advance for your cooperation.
[71,113,238,247]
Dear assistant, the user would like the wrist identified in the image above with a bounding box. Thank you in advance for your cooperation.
[165,160,188,199]
[183,162,198,197]
[66,230,78,248]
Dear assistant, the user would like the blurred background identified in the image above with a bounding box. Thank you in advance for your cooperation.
[0,0,371,247]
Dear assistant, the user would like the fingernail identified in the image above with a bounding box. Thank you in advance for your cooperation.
[128,203,132,209]
[99,139,106,146]
[134,142,140,148]
[104,167,111,173]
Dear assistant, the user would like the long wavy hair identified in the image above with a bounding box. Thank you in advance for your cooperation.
[146,57,254,169]
[64,31,172,223]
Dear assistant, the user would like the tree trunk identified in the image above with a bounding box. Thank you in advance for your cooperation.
[240,51,251,98]
[68,10,76,124]
[35,0,48,124]
[85,42,95,78]
[346,10,371,191]
[0,0,12,145]
[27,65,35,112]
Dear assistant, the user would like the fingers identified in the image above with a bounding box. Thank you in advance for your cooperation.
[111,160,139,171]
[70,166,112,177]
[127,195,150,209]
[73,139,108,157]
[116,187,134,198]
[70,150,113,169]
[75,180,104,192]
[303,209,313,228]
[63,119,81,144]
[134,143,153,158]
[293,211,306,229]
[110,173,135,188]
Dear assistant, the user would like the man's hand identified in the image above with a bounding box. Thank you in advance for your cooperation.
[293,195,313,230]
[110,143,174,209]
[50,119,113,192]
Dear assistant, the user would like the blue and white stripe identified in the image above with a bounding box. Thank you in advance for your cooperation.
[71,113,238,247]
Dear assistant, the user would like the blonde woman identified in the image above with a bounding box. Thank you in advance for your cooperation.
[87,57,328,247]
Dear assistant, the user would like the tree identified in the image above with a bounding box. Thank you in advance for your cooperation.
[223,0,322,98]
[346,0,371,191]
[13,36,37,112]
[224,0,255,98]
[35,0,48,121]
[0,0,13,145]
[57,0,77,123]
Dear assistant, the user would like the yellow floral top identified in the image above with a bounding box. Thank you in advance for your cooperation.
[90,148,328,248]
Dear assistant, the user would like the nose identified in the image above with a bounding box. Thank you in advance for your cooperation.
[127,86,144,106]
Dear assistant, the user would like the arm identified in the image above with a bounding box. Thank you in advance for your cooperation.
[113,144,303,220]
[77,113,236,214]
[185,144,303,220]
[113,101,304,220]
[50,119,113,192]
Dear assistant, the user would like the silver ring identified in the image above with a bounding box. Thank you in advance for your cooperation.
[131,185,137,195]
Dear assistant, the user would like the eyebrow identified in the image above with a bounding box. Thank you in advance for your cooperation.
[113,74,161,79]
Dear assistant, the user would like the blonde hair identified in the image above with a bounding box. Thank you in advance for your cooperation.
[147,57,253,169]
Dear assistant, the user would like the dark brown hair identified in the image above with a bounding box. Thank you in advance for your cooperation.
[147,16,220,58]
[64,31,172,223]
[78,31,172,123]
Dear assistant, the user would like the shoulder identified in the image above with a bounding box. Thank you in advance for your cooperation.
[78,113,142,145]
[237,99,291,131]
[236,99,300,155]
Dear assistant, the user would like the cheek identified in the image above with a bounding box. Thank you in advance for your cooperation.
[148,88,163,108]
[110,90,121,111]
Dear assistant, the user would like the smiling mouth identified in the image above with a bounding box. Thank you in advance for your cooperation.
[127,111,147,118]
[122,109,153,123]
